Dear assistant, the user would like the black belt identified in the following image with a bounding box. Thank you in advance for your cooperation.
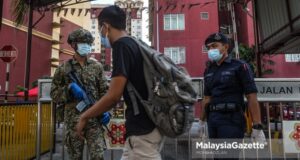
[208,103,241,112]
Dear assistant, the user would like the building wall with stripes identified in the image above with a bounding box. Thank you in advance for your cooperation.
[0,0,53,102]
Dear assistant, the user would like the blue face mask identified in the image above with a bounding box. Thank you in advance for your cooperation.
[208,49,223,62]
[101,35,111,48]
[77,43,91,56]
[99,25,111,48]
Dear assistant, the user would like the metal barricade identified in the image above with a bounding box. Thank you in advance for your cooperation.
[0,103,52,160]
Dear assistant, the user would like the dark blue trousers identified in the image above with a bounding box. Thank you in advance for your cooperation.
[207,111,246,159]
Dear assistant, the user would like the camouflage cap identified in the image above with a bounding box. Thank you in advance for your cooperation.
[67,28,94,44]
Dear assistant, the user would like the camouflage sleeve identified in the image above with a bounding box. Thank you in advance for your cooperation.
[50,65,70,103]
[97,63,108,98]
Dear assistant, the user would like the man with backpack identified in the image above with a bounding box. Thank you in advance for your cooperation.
[76,5,196,160]
[50,29,109,160]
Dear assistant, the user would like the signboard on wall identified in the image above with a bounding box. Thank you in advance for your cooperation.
[282,121,300,153]
[196,78,300,102]
[255,78,300,102]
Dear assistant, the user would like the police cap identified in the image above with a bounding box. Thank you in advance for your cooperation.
[205,33,229,47]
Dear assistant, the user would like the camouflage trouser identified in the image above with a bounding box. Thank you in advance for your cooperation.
[65,127,106,160]
[64,106,106,160]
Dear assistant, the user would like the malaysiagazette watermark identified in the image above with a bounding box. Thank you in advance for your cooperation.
[195,141,265,150]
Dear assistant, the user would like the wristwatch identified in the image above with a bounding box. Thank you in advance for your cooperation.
[252,123,264,130]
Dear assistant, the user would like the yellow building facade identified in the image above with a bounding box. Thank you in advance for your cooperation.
[51,1,93,76]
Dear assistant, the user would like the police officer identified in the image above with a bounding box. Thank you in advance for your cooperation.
[201,33,266,159]
[50,28,109,160]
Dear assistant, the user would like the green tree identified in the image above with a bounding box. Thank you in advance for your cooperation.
[11,0,29,25]
[238,44,257,74]
[233,44,275,77]
[14,75,52,94]
[11,0,62,25]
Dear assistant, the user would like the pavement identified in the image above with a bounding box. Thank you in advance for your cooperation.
[38,122,205,160]
[38,121,300,160]
[39,124,123,160]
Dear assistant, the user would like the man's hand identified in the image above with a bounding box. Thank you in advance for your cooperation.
[251,125,267,145]
[201,96,211,121]
[101,112,111,125]
[198,120,208,139]
[69,82,84,100]
[76,116,88,140]
[199,120,206,126]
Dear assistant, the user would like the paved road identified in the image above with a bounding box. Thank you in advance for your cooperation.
[39,122,204,160]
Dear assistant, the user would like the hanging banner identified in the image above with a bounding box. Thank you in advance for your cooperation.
[104,100,126,149]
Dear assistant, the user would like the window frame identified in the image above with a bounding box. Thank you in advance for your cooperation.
[200,12,209,20]
[163,14,185,31]
[164,47,186,64]
[285,54,300,62]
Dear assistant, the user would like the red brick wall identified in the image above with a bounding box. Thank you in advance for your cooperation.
[152,0,219,77]
[0,1,53,99]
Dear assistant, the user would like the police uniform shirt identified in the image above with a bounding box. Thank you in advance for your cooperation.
[204,57,258,105]
[111,37,156,138]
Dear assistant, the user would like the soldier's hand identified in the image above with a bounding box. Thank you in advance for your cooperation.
[76,116,88,140]
[69,82,84,100]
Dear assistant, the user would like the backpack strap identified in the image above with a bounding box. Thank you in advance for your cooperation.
[126,81,144,116]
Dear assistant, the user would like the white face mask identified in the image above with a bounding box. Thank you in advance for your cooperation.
[208,49,223,62]
[77,43,91,56]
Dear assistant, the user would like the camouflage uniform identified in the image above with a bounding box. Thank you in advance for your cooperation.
[50,29,107,160]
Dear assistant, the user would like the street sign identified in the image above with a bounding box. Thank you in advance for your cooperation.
[194,78,300,102]
[0,45,18,63]
[255,78,300,102]
[38,79,52,101]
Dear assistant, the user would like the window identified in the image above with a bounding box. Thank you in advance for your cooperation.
[285,54,300,62]
[164,47,186,64]
[137,10,142,18]
[202,45,208,53]
[164,14,185,30]
[91,26,96,29]
[200,12,209,20]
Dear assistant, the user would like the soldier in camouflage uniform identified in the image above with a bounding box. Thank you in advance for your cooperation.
[50,28,108,160]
